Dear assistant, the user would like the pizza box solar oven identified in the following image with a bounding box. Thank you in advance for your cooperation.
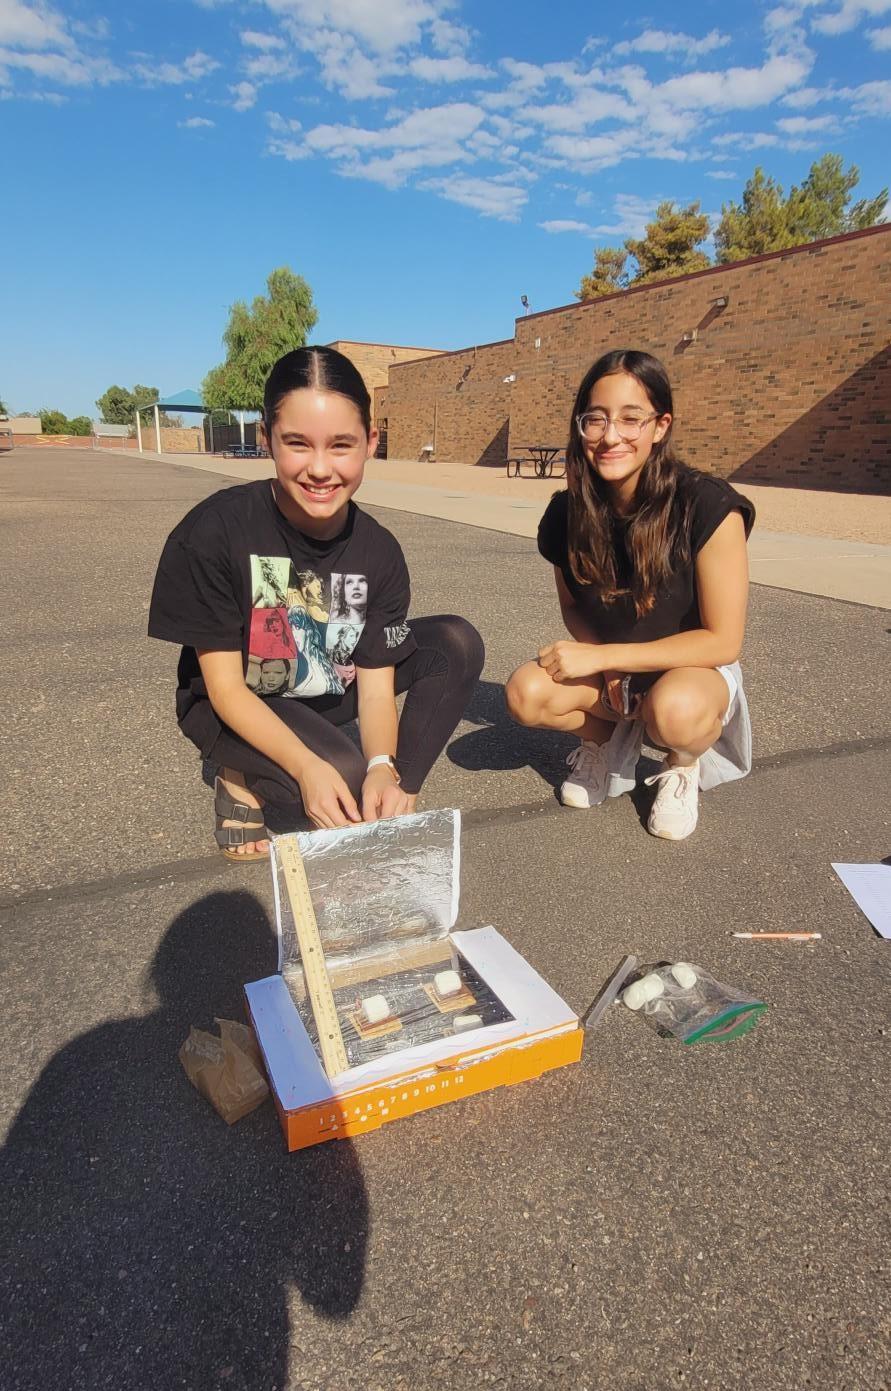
[245,810,584,1151]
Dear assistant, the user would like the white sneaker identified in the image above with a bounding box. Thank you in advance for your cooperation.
[645,760,700,840]
[560,740,611,808]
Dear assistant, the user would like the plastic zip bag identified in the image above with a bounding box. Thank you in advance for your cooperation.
[632,963,766,1044]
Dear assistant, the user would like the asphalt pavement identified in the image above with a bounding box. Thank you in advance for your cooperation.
[2,449,890,1391]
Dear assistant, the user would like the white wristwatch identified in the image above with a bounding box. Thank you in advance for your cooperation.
[366,754,401,784]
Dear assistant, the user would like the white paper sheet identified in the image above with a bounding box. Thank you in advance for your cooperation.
[832,862,891,939]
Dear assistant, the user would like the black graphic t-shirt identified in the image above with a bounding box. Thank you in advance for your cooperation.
[537,467,755,647]
[148,481,416,718]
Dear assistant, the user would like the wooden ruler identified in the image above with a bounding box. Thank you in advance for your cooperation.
[277,837,349,1080]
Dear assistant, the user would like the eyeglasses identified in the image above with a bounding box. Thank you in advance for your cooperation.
[575,412,660,443]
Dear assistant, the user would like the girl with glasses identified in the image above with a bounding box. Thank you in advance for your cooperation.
[505,349,755,841]
[149,345,484,859]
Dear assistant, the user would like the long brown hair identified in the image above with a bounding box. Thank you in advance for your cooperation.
[565,349,691,616]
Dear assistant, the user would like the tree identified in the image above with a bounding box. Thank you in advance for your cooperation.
[68,415,92,436]
[96,383,160,425]
[787,153,887,242]
[39,409,70,435]
[202,267,318,411]
[714,167,796,263]
[715,154,888,263]
[624,201,711,284]
[576,247,630,302]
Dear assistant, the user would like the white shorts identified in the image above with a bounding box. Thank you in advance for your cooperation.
[717,664,738,726]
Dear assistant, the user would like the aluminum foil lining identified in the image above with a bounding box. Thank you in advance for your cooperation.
[272,808,460,975]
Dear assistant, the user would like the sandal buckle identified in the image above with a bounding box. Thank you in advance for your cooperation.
[226,826,245,846]
[231,802,251,823]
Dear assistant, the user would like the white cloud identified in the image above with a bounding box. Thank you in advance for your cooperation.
[706,168,737,178]
[868,22,891,44]
[590,194,659,237]
[713,130,781,147]
[429,17,471,55]
[419,173,527,219]
[843,78,891,113]
[269,0,439,55]
[543,132,631,171]
[179,115,215,128]
[615,29,731,59]
[813,0,891,35]
[654,54,811,111]
[538,195,658,237]
[241,30,286,50]
[776,112,836,131]
[538,218,594,234]
[279,101,487,186]
[136,50,220,86]
[409,55,492,82]
[780,84,834,107]
[0,45,119,85]
[245,50,297,80]
[0,0,69,49]
[267,110,302,133]
[230,79,257,110]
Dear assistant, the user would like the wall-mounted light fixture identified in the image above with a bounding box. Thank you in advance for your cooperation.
[711,294,729,308]
[681,329,698,343]
[502,373,517,383]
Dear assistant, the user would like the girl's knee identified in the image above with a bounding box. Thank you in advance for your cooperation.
[505,664,549,726]
[429,614,485,677]
[645,684,714,747]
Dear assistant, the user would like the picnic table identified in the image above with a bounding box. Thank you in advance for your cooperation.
[506,444,565,479]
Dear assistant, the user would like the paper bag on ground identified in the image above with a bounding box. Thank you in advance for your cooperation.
[179,1018,269,1124]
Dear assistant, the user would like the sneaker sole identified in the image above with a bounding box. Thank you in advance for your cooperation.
[647,821,697,840]
[560,787,605,809]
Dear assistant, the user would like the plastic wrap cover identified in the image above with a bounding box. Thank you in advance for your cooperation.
[271,809,461,975]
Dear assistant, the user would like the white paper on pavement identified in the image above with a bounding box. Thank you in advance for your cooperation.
[831,863,891,940]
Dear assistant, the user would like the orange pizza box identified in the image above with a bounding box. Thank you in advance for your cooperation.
[244,810,583,1151]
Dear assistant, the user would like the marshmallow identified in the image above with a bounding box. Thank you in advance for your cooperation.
[623,973,665,1011]
[671,962,697,990]
[434,969,462,999]
[453,1013,483,1033]
[360,995,391,1026]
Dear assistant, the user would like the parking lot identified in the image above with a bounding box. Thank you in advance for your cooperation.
[2,449,889,1390]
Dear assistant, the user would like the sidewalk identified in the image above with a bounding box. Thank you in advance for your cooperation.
[117,448,891,608]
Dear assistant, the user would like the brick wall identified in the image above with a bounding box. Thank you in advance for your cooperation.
[387,224,891,491]
[13,433,95,448]
[327,340,446,393]
[386,339,515,466]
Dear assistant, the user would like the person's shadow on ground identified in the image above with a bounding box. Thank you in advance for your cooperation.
[2,890,368,1391]
[447,679,576,791]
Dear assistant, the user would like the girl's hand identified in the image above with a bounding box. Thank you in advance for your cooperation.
[296,754,362,830]
[538,640,604,682]
[361,764,412,822]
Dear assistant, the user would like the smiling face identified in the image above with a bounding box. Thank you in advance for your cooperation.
[581,371,671,510]
[262,388,378,539]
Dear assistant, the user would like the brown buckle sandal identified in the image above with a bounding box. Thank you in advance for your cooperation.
[213,778,270,863]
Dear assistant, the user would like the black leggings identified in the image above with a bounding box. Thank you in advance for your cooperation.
[180,615,484,803]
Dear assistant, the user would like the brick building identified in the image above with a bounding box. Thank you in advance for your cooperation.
[385,223,891,492]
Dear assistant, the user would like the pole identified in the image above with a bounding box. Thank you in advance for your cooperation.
[238,410,245,446]
[154,403,162,455]
[135,409,143,454]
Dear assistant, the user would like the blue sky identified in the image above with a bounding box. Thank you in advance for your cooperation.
[2,0,889,418]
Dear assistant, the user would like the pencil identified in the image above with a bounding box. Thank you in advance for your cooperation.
[732,931,821,940]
